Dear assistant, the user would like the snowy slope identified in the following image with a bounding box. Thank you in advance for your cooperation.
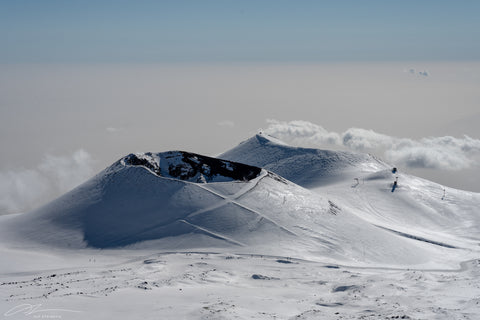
[323,169,480,252]
[219,133,387,188]
[222,133,480,256]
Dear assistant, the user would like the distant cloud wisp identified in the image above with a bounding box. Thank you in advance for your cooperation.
[217,120,235,128]
[0,149,95,215]
[264,120,480,171]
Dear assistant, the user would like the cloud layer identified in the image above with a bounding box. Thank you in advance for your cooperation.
[0,149,94,215]
[264,120,480,171]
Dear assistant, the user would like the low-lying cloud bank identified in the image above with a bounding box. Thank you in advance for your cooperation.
[264,120,480,171]
[0,149,94,215]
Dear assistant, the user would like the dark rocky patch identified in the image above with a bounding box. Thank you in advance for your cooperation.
[332,285,360,292]
[251,274,279,280]
[328,200,341,215]
[316,302,343,307]
[123,152,160,174]
[276,259,296,264]
[123,151,262,183]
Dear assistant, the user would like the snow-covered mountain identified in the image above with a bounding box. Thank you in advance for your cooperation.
[2,135,479,268]
[2,134,480,319]
[2,151,274,249]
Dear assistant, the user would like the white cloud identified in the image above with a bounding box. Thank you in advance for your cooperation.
[265,119,341,146]
[342,128,395,151]
[217,120,235,128]
[0,149,95,215]
[386,135,480,170]
[264,120,480,171]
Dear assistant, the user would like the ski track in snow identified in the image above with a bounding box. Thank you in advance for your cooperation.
[195,170,299,237]
[177,220,247,246]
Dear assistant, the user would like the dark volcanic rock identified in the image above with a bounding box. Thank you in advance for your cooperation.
[122,151,262,183]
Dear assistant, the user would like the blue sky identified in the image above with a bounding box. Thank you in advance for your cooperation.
[1,0,479,63]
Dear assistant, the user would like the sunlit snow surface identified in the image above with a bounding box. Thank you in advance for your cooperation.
[1,134,480,319]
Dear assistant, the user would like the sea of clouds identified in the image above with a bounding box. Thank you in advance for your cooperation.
[264,119,480,171]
